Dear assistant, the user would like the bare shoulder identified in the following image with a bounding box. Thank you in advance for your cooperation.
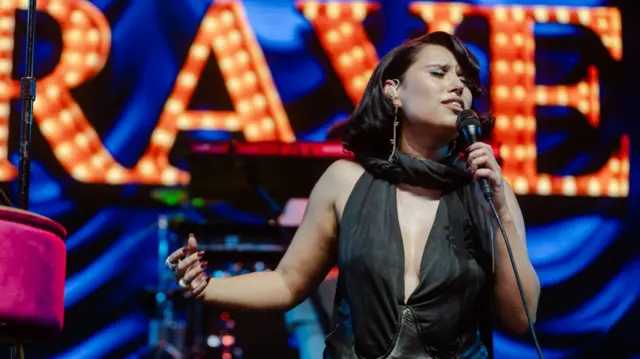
[324,158,365,182]
[322,159,365,220]
[302,158,364,211]
[322,159,365,191]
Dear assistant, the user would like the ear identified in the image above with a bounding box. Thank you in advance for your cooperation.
[383,79,401,107]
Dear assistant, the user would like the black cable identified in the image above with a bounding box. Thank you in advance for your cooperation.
[486,194,544,359]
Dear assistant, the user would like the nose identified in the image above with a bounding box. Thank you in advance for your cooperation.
[449,77,464,96]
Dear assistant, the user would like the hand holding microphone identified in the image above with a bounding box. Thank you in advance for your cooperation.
[456,110,506,207]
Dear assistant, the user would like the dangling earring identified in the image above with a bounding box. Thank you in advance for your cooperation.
[388,105,399,162]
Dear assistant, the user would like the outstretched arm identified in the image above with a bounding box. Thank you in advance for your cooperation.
[167,161,346,311]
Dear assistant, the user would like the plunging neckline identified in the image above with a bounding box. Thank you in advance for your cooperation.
[393,187,444,305]
[326,161,494,359]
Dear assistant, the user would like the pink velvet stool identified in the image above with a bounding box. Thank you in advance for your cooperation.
[0,207,67,355]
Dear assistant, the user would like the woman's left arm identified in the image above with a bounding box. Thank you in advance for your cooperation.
[490,181,540,333]
[467,142,541,334]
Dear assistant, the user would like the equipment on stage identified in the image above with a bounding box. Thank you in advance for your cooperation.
[0,1,69,359]
[147,214,333,359]
[187,140,350,202]
[0,208,67,359]
[146,139,342,358]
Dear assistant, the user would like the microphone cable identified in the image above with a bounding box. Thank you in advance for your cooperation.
[483,189,544,359]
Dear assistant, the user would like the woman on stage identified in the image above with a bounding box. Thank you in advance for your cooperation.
[165,31,540,359]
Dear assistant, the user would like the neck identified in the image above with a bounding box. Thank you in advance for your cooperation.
[399,124,451,161]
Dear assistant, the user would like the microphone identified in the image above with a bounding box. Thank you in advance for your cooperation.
[456,110,493,201]
[457,109,545,359]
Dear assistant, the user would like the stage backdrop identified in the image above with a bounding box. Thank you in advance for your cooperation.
[1,0,638,358]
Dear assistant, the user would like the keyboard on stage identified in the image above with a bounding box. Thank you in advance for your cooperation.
[187,141,351,201]
[189,141,351,158]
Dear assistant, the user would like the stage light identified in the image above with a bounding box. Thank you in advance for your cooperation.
[288,2,625,197]
[221,335,235,347]
[0,1,625,198]
[133,0,300,184]
[0,0,116,183]
[408,2,627,197]
[207,335,222,348]
[514,176,529,194]
[0,1,296,185]
[587,178,601,197]
[537,175,552,196]
[297,1,381,105]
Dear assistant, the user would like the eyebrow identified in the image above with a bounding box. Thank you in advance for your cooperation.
[425,64,449,69]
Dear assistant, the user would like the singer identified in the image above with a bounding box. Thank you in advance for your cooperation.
[165,31,540,359]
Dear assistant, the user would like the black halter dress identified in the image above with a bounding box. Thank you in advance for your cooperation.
[323,152,495,359]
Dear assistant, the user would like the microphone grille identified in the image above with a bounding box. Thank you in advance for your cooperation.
[456,109,480,131]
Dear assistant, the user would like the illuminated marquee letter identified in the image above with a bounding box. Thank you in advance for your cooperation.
[0,4,16,180]
[297,1,381,105]
[305,1,627,197]
[134,2,295,185]
[409,3,627,198]
[530,6,626,197]
[0,0,122,183]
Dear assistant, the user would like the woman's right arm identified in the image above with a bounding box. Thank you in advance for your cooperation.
[198,160,345,311]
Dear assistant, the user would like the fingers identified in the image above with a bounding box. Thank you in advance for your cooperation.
[165,234,200,270]
[466,143,499,171]
[181,262,210,300]
[166,247,189,268]
[466,142,493,161]
[186,233,198,253]
[466,141,492,152]
[164,233,209,300]
[466,142,502,187]
[183,261,208,285]
[473,168,502,187]
[190,274,211,300]
[467,154,489,173]
[174,250,205,278]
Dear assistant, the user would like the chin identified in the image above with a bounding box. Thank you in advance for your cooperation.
[442,115,459,131]
[442,120,460,140]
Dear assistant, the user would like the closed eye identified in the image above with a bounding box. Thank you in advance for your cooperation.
[429,66,470,87]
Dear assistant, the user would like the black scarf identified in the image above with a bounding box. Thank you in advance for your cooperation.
[355,151,473,192]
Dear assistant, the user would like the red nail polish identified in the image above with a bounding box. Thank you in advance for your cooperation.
[197,251,205,257]
[182,247,188,254]
[200,261,208,269]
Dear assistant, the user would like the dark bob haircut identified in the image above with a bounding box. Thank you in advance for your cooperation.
[341,31,494,160]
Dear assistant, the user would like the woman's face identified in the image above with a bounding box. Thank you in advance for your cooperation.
[384,45,473,142]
